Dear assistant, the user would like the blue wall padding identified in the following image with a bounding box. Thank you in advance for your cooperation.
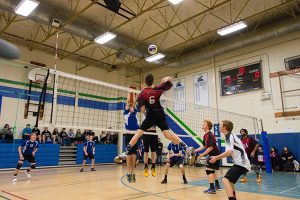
[0,144,60,168]
[76,144,117,164]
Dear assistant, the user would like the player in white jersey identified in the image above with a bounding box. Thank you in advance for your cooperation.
[209,120,251,200]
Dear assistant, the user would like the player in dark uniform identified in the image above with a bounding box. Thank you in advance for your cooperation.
[239,128,260,183]
[194,120,221,194]
[142,126,158,177]
[161,142,188,184]
[80,134,96,172]
[12,133,39,182]
[126,73,183,158]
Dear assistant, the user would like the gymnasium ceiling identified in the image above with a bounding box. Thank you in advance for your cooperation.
[0,0,300,75]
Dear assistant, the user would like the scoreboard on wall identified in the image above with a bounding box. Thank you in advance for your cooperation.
[220,62,263,96]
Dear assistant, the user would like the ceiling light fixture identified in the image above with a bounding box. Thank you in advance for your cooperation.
[217,21,247,36]
[14,0,40,17]
[94,32,117,44]
[145,53,166,62]
[168,0,183,5]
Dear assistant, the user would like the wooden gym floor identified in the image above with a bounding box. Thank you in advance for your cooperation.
[0,165,299,200]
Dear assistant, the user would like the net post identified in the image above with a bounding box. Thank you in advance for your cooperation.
[35,70,50,127]
[50,73,58,126]
[261,131,272,174]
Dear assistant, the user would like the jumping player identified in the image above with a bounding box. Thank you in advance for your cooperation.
[194,120,221,194]
[143,126,158,177]
[80,134,96,172]
[123,93,139,183]
[126,73,183,157]
[161,141,188,184]
[210,120,251,200]
[239,128,260,183]
[12,133,39,182]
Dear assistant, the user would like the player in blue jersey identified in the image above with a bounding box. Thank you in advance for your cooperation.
[80,134,96,172]
[12,133,39,182]
[161,142,188,184]
[123,93,139,183]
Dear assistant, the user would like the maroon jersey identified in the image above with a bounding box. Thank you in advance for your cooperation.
[241,136,257,156]
[138,81,172,111]
[202,131,220,156]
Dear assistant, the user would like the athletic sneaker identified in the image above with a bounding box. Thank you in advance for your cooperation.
[151,168,156,177]
[183,178,188,184]
[12,176,17,182]
[91,168,96,171]
[215,184,222,190]
[25,170,31,178]
[239,176,247,183]
[203,188,216,194]
[144,169,149,177]
[256,175,262,183]
[161,179,167,184]
[127,174,131,183]
[131,174,136,183]
[80,168,84,172]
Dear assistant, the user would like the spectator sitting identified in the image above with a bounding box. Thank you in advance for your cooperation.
[270,146,279,170]
[281,146,299,172]
[100,131,107,144]
[112,131,118,145]
[0,124,14,143]
[256,145,264,171]
[90,132,99,144]
[60,128,68,146]
[42,127,52,144]
[75,129,82,144]
[32,125,41,142]
[106,127,113,144]
[82,129,89,142]
[52,128,59,143]
[22,124,32,140]
[68,129,75,146]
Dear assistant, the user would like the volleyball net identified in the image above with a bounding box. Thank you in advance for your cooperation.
[0,60,259,162]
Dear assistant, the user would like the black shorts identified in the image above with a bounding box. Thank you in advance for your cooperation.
[168,157,184,168]
[143,131,158,153]
[20,154,36,163]
[125,134,138,155]
[83,153,95,160]
[206,158,220,170]
[206,151,221,170]
[224,165,249,184]
[140,110,169,132]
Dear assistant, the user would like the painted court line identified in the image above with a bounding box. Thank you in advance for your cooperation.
[120,175,175,200]
[0,194,11,200]
[2,191,27,200]
[280,186,300,193]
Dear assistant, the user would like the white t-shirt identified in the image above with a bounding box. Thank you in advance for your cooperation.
[225,133,251,171]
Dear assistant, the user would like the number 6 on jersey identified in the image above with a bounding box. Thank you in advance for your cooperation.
[149,96,155,104]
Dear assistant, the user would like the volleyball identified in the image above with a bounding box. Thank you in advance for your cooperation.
[148,44,158,55]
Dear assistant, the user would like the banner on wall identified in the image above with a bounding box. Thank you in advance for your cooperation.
[193,73,209,107]
[173,79,186,111]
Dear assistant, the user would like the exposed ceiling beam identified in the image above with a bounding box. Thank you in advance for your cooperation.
[31,0,98,51]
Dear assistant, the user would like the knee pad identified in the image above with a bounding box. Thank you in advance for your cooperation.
[206,170,215,175]
[31,164,36,169]
[16,163,22,169]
